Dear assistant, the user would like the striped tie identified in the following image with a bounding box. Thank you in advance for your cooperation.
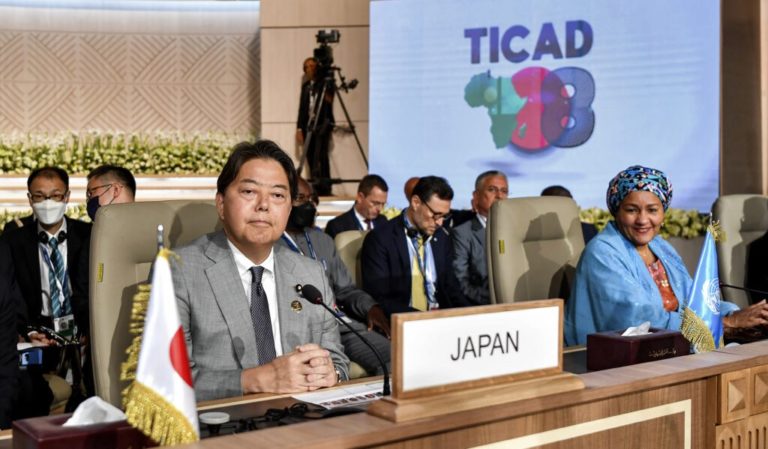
[250,266,277,364]
[48,237,71,318]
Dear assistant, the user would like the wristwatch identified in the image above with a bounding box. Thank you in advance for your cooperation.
[335,367,344,385]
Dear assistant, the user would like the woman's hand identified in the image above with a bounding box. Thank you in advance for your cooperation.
[723,300,768,329]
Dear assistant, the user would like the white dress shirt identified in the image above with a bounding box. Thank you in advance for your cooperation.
[227,240,283,357]
[37,220,69,318]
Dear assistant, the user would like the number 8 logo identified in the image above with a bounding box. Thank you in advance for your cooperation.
[510,66,595,151]
[542,67,595,148]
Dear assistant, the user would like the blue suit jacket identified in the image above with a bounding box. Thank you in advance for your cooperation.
[361,213,468,316]
[325,208,387,240]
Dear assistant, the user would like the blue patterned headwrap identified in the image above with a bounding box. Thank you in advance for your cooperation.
[606,165,673,215]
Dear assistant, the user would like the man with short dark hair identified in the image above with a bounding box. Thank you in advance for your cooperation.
[1,167,91,344]
[85,165,136,221]
[279,178,391,375]
[361,176,468,316]
[452,171,509,305]
[325,174,389,239]
[172,140,348,401]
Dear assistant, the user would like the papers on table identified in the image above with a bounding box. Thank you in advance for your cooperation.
[292,380,388,409]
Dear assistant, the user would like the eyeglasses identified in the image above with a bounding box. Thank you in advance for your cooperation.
[28,192,68,203]
[422,201,451,223]
[85,184,113,200]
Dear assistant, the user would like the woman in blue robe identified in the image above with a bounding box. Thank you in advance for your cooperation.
[565,165,768,346]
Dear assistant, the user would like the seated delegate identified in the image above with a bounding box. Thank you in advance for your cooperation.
[565,165,768,346]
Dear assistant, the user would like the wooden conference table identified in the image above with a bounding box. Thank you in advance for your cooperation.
[6,341,767,448]
[166,340,768,449]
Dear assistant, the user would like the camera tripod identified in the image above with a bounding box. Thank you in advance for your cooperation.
[297,66,368,192]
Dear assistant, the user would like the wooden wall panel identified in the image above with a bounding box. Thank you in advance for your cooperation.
[721,0,766,195]
[0,4,260,135]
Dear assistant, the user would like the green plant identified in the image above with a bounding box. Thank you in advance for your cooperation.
[0,131,254,175]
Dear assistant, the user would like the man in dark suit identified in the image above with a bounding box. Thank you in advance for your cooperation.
[0,240,21,428]
[452,170,509,306]
[325,174,389,239]
[279,177,390,375]
[1,167,91,345]
[296,56,335,196]
[361,176,468,316]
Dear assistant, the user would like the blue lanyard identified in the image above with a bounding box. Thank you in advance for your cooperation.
[39,242,70,300]
[281,232,325,270]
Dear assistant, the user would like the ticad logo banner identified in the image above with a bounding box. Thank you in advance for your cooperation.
[463,21,596,152]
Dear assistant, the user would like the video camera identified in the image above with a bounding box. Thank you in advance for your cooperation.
[313,29,340,77]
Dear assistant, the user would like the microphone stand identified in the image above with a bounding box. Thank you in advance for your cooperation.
[720,283,768,301]
[299,285,391,396]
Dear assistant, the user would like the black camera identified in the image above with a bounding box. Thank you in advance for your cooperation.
[316,29,340,44]
[313,29,340,70]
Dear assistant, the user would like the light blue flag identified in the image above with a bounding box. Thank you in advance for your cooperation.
[681,227,724,352]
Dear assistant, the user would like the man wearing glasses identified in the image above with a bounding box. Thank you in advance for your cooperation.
[2,167,91,345]
[85,165,136,221]
[452,171,509,306]
[361,176,469,316]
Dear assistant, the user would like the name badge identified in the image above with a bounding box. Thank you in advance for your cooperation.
[53,314,75,340]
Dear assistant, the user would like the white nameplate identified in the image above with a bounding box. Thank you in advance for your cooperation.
[393,300,563,398]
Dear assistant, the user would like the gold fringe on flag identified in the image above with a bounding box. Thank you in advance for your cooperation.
[708,220,724,243]
[120,283,151,398]
[123,381,198,446]
[681,307,716,352]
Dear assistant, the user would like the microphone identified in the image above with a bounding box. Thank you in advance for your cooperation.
[720,282,768,300]
[299,284,391,396]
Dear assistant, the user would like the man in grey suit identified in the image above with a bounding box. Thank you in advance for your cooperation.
[279,177,391,375]
[451,171,509,305]
[173,140,349,401]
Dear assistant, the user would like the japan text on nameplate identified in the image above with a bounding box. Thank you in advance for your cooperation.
[393,300,563,398]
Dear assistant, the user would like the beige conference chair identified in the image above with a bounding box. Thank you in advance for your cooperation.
[334,230,367,288]
[89,200,220,407]
[712,194,768,309]
[487,196,585,304]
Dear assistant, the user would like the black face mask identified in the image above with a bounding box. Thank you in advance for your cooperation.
[287,202,317,230]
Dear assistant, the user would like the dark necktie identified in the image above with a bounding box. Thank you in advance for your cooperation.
[250,266,276,364]
[365,219,372,231]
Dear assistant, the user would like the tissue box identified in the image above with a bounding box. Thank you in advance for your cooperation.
[586,328,690,371]
[13,414,152,449]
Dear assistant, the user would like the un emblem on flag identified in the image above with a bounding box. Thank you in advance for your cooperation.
[702,278,721,315]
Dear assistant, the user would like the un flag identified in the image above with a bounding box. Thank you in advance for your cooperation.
[681,228,724,352]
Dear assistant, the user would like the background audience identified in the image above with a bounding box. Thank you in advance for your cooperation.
[452,170,509,305]
[361,176,468,315]
[325,174,389,239]
[279,177,391,375]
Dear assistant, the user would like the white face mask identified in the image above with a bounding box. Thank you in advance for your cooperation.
[32,199,67,225]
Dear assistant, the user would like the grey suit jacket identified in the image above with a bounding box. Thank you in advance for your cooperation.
[278,228,377,322]
[451,215,490,305]
[172,230,349,401]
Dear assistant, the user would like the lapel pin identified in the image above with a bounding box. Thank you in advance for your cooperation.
[291,300,303,313]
